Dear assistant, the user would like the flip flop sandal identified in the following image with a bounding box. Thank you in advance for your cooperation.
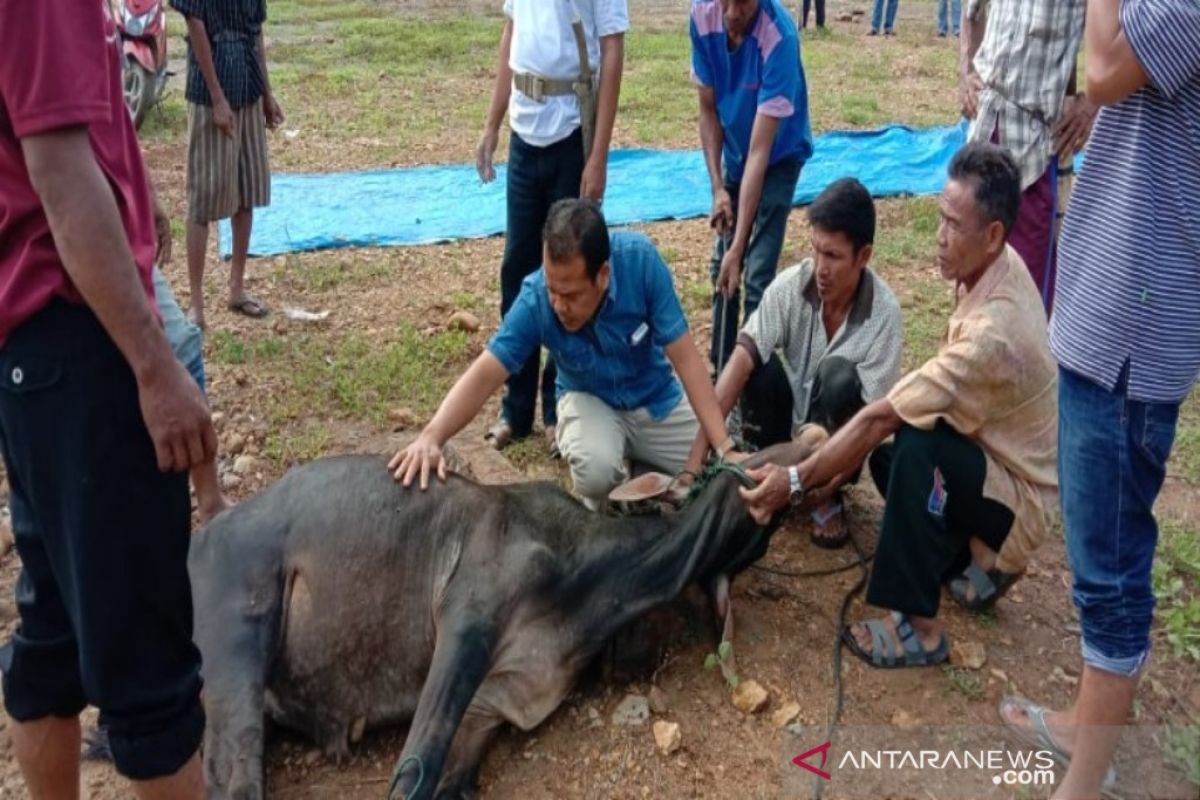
[809,501,849,549]
[228,296,269,318]
[998,696,1118,791]
[842,610,950,669]
[948,563,1023,613]
[544,425,561,460]
[485,420,516,451]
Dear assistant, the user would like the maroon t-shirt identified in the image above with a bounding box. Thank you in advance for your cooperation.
[0,0,158,346]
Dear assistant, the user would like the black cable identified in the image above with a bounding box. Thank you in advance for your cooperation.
[811,511,870,800]
[751,551,874,579]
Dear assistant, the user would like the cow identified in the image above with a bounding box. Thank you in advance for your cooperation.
[180,430,825,799]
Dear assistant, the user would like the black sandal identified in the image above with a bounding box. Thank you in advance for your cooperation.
[948,563,1022,613]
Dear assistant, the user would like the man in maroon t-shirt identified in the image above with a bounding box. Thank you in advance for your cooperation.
[0,0,214,796]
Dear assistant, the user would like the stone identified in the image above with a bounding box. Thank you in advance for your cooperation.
[731,680,769,714]
[612,694,650,727]
[771,701,801,728]
[990,668,1010,684]
[950,640,987,670]
[388,407,418,430]
[653,721,681,755]
[837,12,854,21]
[447,311,481,333]
[303,749,321,766]
[225,432,247,456]
[648,686,669,715]
[232,454,258,476]
[891,709,920,729]
[0,515,13,559]
[221,473,243,492]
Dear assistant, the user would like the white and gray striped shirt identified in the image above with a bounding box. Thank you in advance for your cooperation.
[1049,0,1200,404]
[739,260,903,431]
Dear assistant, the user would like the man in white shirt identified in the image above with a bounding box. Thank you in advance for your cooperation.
[476,0,628,455]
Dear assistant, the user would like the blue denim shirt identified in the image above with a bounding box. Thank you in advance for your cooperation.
[488,231,689,420]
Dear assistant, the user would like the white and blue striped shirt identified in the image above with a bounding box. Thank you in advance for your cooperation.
[1049,0,1200,404]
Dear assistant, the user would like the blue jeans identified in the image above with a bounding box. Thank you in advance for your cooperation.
[872,0,900,32]
[709,155,802,371]
[152,267,207,394]
[1059,366,1179,676]
[498,130,585,434]
[937,0,960,34]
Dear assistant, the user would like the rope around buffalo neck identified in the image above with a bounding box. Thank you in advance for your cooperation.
[684,457,757,503]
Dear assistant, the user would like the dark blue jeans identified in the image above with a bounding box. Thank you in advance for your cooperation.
[1059,366,1180,676]
[499,129,585,434]
[709,155,802,372]
[872,0,900,32]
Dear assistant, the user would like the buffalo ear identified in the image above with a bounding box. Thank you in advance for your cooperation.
[741,424,830,470]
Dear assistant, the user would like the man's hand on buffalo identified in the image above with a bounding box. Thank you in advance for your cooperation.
[390,430,447,489]
[738,463,791,525]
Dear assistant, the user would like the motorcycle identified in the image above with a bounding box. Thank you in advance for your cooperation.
[113,0,170,129]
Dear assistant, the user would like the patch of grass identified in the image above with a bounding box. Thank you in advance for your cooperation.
[941,665,985,701]
[1151,521,1200,662]
[682,277,712,315]
[449,291,480,311]
[264,422,333,469]
[292,326,471,424]
[210,331,285,365]
[1160,724,1200,788]
[139,91,187,141]
[840,93,884,127]
[1169,423,1200,485]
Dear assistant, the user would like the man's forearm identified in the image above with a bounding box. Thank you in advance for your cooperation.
[423,351,509,445]
[960,3,985,79]
[684,345,754,468]
[589,33,624,163]
[1085,0,1146,103]
[798,398,901,492]
[484,20,514,133]
[256,32,272,98]
[185,17,225,103]
[698,103,724,193]
[22,130,176,383]
[669,336,730,449]
[731,149,769,252]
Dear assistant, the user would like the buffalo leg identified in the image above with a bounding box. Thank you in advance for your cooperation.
[432,705,504,800]
[390,619,495,800]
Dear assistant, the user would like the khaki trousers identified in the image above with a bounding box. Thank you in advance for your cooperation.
[555,391,700,509]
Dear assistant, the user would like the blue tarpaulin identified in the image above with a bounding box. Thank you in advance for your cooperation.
[220,121,982,258]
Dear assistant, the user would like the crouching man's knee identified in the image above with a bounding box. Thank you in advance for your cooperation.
[562,442,627,510]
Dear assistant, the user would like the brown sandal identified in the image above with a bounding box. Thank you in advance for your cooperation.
[485,419,515,451]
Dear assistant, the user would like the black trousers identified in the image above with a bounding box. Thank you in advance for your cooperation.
[865,421,1015,618]
[0,301,203,780]
[802,0,826,27]
[740,355,866,449]
[499,129,585,434]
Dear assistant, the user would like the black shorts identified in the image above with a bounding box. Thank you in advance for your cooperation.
[0,301,204,780]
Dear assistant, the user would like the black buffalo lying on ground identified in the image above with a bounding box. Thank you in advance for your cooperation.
[175,431,823,799]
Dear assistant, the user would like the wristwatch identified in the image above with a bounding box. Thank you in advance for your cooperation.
[787,465,805,507]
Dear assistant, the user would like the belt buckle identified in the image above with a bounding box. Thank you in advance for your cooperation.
[529,75,546,103]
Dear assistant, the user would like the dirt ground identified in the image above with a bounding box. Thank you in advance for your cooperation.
[0,0,1197,798]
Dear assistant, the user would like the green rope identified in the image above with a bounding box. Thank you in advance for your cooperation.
[684,457,758,503]
[387,754,424,800]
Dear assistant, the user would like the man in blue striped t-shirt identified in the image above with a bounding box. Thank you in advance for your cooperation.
[999,2,1200,797]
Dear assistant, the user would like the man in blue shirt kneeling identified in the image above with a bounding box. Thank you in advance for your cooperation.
[390,199,738,510]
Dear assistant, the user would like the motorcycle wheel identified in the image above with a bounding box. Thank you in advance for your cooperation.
[123,58,155,129]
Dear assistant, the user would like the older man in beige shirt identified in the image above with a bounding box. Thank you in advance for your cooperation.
[740,143,1057,668]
